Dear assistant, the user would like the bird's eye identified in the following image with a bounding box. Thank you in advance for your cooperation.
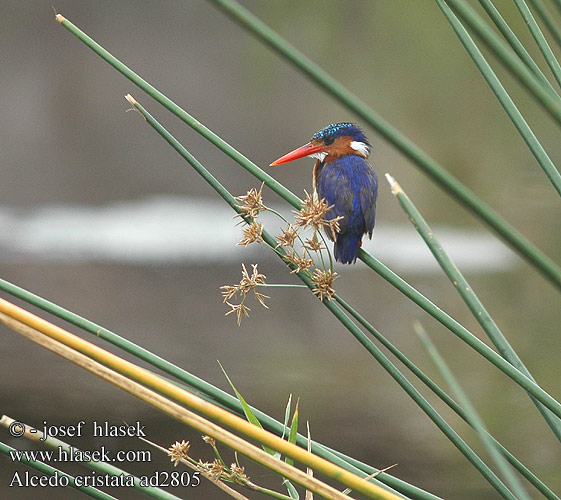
[324,137,335,146]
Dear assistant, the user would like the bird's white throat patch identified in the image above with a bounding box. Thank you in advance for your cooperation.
[309,151,328,162]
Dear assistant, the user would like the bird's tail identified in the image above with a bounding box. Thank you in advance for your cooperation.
[334,233,362,264]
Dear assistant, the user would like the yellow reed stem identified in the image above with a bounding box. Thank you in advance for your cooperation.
[0,297,401,500]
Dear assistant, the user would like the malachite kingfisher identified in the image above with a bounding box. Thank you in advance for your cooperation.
[270,122,378,264]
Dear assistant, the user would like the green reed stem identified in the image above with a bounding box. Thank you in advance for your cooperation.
[439,0,561,197]
[416,324,531,500]
[55,14,299,210]
[512,0,561,88]
[129,96,523,499]
[446,0,561,122]
[204,0,561,291]
[53,8,561,420]
[128,96,561,419]
[43,11,560,492]
[51,15,559,446]
[358,241,561,415]
[335,295,560,500]
[479,0,559,97]
[57,9,561,291]
[526,0,561,52]
[0,277,427,499]
[55,11,560,408]
[51,20,561,467]
[551,0,561,20]
[2,261,554,499]
[126,97,419,500]
[387,173,561,442]
[17,9,561,427]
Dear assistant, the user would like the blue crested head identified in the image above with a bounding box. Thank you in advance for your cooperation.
[312,123,370,147]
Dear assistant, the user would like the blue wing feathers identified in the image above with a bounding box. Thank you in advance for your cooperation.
[316,156,378,264]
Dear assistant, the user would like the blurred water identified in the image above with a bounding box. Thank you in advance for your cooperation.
[0,196,518,272]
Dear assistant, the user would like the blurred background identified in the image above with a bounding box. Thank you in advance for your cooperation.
[1,1,560,499]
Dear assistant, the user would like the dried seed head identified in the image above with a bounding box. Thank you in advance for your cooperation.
[239,263,266,293]
[221,264,267,299]
[326,215,344,240]
[294,190,338,233]
[235,183,267,219]
[303,232,326,252]
[202,435,216,446]
[220,284,238,302]
[284,250,314,274]
[311,269,338,301]
[237,221,264,246]
[221,264,269,324]
[225,302,251,326]
[275,223,299,249]
[229,463,249,484]
[254,291,270,309]
[168,440,190,466]
[201,459,226,480]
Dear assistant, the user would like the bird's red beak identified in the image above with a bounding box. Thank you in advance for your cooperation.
[270,142,327,166]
